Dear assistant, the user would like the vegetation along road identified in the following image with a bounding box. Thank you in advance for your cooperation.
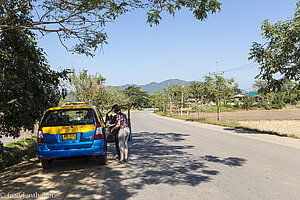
[1,111,300,200]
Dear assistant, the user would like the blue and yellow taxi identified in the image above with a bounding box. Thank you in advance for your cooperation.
[37,102,107,169]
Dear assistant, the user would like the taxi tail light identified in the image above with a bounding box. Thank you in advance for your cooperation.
[37,127,45,143]
[94,123,103,140]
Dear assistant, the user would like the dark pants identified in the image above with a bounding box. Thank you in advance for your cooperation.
[115,133,120,159]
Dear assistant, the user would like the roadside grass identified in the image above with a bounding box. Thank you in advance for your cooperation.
[192,105,236,113]
[0,136,37,170]
[159,105,237,115]
[162,104,300,115]
[156,112,300,139]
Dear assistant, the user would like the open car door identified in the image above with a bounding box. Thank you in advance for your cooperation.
[105,105,132,143]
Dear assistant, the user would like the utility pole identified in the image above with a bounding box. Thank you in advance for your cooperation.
[209,62,224,121]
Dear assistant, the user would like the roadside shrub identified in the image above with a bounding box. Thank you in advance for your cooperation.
[0,136,37,170]
[271,93,286,109]
[186,118,207,122]
[233,101,242,108]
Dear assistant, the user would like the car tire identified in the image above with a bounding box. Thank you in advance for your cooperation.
[95,154,107,165]
[41,159,52,169]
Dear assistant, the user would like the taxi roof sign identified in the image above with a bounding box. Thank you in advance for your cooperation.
[63,102,91,106]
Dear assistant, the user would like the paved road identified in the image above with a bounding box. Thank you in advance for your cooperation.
[1,111,300,200]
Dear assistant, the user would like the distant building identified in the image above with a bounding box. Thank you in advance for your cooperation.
[246,92,259,97]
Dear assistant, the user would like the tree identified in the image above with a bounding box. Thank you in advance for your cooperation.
[164,85,176,116]
[173,85,190,116]
[249,1,300,91]
[182,86,192,116]
[202,75,239,120]
[202,75,215,104]
[282,82,299,105]
[220,77,240,105]
[68,69,106,102]
[93,86,128,112]
[0,0,69,148]
[161,84,191,116]
[123,86,149,109]
[164,84,185,115]
[189,82,205,118]
[0,28,69,140]
[252,80,269,93]
[241,95,254,111]
[151,92,168,113]
[68,69,128,112]
[253,80,300,110]
[1,0,221,56]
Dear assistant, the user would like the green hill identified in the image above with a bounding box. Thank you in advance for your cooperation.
[115,79,193,95]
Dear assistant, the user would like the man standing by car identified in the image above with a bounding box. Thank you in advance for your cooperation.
[111,104,130,163]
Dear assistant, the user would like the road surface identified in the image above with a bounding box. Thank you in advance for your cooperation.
[1,111,300,200]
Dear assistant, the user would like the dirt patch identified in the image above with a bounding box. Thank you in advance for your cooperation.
[0,156,107,199]
[238,120,300,138]
[178,107,300,121]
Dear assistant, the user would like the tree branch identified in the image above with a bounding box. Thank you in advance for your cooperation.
[57,32,71,52]
[0,0,33,24]
[0,0,8,7]
[0,24,62,33]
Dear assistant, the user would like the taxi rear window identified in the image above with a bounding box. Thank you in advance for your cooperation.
[41,109,96,127]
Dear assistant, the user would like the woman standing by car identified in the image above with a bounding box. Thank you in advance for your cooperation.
[111,104,130,163]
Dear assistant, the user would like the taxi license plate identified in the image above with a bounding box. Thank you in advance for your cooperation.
[62,134,77,140]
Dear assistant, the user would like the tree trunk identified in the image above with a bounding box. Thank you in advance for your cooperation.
[181,92,183,117]
[169,97,172,116]
[217,96,221,121]
[197,96,200,119]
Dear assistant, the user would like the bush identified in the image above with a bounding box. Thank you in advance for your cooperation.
[271,93,286,109]
[0,136,37,170]
[233,101,242,108]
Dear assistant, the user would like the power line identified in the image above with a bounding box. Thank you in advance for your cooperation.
[223,63,259,73]
[226,62,256,69]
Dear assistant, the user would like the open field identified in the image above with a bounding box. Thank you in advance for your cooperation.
[161,107,300,138]
[239,120,300,138]
[179,107,300,121]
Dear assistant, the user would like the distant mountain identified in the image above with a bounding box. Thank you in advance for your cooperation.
[240,89,249,94]
[115,79,193,95]
[115,79,249,95]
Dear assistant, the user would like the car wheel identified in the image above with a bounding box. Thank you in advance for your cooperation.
[95,154,107,165]
[41,159,52,169]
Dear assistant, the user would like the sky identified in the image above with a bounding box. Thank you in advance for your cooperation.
[38,0,298,91]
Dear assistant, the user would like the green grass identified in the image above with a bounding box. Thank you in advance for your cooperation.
[0,136,37,170]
